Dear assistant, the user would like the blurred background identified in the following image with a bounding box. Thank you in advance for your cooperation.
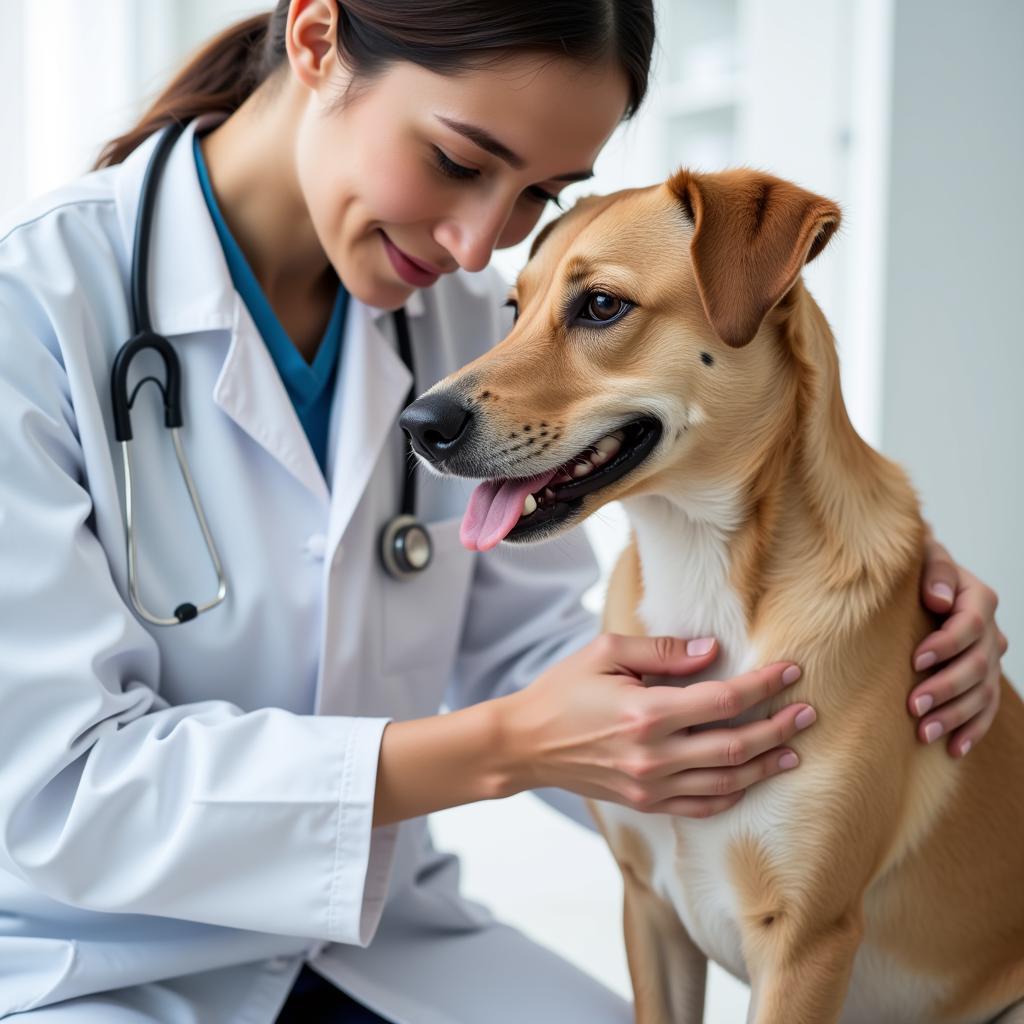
[2,1,1021,1018]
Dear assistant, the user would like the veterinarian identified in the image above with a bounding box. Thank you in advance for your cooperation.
[0,2,1008,1021]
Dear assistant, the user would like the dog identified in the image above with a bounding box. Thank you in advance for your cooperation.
[400,168,1024,1023]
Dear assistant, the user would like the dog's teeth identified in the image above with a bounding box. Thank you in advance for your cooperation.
[573,462,593,479]
[554,471,573,484]
[521,494,537,517]
[590,450,610,466]
[595,435,622,457]
[543,488,555,501]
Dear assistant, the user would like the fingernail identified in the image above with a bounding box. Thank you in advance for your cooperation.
[778,752,799,770]
[795,707,816,730]
[960,739,972,757]
[930,582,955,605]
[687,637,715,657]
[782,665,802,685]
[915,651,937,672]
[923,721,944,743]
[913,694,934,716]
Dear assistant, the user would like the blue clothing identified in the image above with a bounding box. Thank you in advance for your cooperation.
[275,966,394,1023]
[193,135,346,475]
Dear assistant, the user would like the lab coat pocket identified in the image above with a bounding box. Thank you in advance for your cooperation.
[379,515,475,677]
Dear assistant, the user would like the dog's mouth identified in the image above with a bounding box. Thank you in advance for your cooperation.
[460,417,663,551]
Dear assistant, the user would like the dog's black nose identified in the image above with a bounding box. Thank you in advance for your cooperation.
[400,393,473,463]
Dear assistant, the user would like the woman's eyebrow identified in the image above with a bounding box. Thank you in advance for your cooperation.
[434,116,594,182]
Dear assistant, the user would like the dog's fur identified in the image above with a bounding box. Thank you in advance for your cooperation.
[413,169,1024,1022]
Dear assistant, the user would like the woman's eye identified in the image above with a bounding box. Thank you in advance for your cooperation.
[525,187,564,209]
[435,147,562,209]
[581,292,628,323]
[434,147,478,181]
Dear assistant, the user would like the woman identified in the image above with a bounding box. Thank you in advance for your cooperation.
[0,2,1007,1021]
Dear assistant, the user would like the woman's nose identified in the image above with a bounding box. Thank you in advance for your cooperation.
[434,203,510,273]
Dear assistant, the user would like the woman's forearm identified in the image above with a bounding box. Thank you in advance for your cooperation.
[372,697,522,827]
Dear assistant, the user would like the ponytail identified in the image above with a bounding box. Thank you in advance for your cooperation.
[94,13,282,169]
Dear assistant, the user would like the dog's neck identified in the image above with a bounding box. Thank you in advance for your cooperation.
[624,282,924,664]
[628,487,756,681]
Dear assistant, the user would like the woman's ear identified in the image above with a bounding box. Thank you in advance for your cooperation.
[669,168,841,348]
[285,0,342,93]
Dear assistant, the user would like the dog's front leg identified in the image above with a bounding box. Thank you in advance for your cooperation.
[622,862,707,1024]
[746,908,863,1024]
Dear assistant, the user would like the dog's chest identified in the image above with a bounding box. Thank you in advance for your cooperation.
[607,496,790,978]
[597,757,777,974]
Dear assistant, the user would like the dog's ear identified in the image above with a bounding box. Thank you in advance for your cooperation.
[669,169,841,348]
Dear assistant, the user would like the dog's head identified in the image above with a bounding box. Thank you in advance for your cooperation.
[400,168,841,551]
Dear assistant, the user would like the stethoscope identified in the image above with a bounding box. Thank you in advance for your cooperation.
[111,122,432,627]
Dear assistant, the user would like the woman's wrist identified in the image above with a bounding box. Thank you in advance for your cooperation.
[372,697,525,827]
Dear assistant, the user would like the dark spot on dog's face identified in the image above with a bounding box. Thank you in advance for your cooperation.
[701,352,714,367]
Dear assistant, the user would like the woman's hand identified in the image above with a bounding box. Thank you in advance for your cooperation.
[501,633,815,819]
[910,530,1008,758]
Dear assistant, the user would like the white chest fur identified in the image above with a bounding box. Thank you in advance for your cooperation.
[627,491,753,683]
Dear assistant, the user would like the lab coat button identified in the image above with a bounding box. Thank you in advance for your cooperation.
[305,534,327,560]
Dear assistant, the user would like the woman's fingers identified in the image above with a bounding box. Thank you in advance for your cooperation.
[916,671,1000,753]
[909,558,1005,757]
[644,661,803,736]
[647,744,802,807]
[918,531,959,613]
[651,702,816,772]
[945,682,1001,759]
[910,640,991,715]
[600,632,720,681]
[645,792,747,819]
[913,606,990,672]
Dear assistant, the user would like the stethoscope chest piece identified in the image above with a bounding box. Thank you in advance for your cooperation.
[379,513,433,580]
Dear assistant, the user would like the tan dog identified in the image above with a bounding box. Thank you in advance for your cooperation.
[400,169,1024,1023]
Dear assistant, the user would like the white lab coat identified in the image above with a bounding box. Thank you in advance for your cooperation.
[0,117,630,1023]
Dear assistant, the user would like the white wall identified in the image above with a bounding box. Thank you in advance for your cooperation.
[879,0,1024,682]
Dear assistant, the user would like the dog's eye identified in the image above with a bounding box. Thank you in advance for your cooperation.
[504,298,520,324]
[579,291,630,325]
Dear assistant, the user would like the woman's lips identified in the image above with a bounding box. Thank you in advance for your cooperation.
[379,231,443,288]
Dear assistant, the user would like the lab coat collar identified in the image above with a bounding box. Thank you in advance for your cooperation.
[113,114,236,337]
[326,302,412,547]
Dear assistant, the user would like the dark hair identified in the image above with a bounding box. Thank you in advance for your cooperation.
[95,0,656,169]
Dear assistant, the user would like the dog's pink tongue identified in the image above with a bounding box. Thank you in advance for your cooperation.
[460,470,558,551]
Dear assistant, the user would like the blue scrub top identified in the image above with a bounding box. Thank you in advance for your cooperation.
[193,135,346,476]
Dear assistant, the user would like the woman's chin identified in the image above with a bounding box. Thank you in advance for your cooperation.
[338,262,419,311]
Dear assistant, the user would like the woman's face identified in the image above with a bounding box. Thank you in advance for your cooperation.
[290,42,630,309]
